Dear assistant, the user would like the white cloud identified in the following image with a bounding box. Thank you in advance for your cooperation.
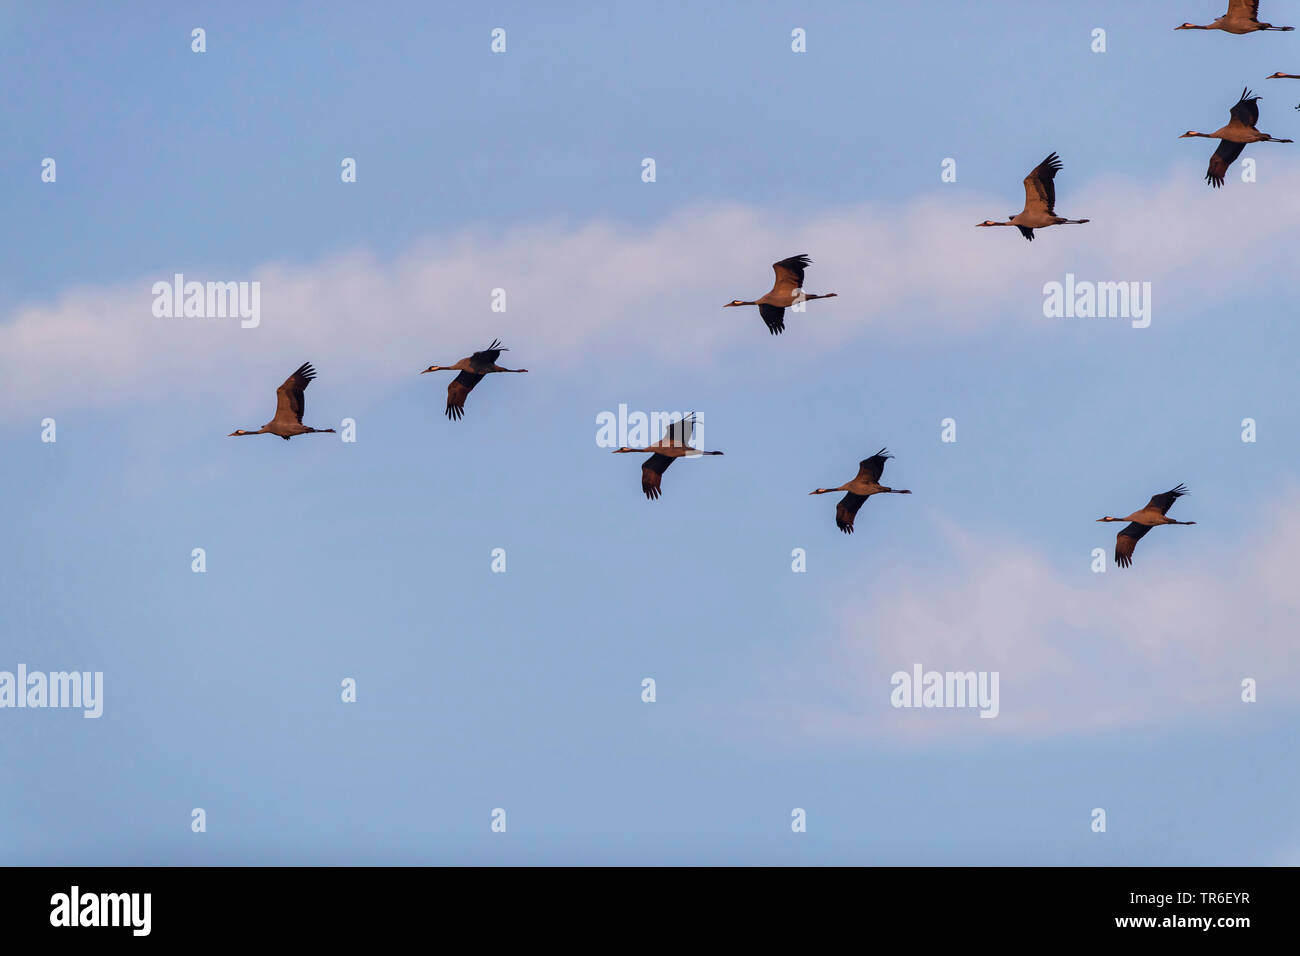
[4,161,1300,422]
[755,493,1300,742]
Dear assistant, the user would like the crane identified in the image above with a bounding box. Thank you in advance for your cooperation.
[612,413,723,499]
[1180,87,1293,187]
[809,449,912,534]
[724,255,838,335]
[1097,484,1197,568]
[421,339,528,420]
[1177,1,1293,33]
[228,362,336,440]
[976,153,1090,241]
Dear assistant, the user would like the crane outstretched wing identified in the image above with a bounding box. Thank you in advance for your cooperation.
[1231,0,1259,22]
[470,338,505,367]
[273,362,316,426]
[758,303,786,335]
[771,255,810,292]
[855,448,893,483]
[1206,141,1245,187]
[1023,152,1061,215]
[1228,88,1260,129]
[660,413,695,448]
[641,453,673,499]
[1145,484,1188,515]
[446,371,484,420]
[836,492,868,533]
[1115,523,1151,568]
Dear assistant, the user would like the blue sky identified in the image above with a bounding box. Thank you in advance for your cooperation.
[3,1,1299,864]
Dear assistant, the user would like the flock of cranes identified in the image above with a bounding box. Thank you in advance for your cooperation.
[227,355,1195,568]
[1173,3,1300,183]
[222,8,1300,570]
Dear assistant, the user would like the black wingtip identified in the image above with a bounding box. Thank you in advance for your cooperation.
[774,253,812,273]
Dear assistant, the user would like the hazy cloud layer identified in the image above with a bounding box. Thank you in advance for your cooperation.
[5,162,1300,422]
